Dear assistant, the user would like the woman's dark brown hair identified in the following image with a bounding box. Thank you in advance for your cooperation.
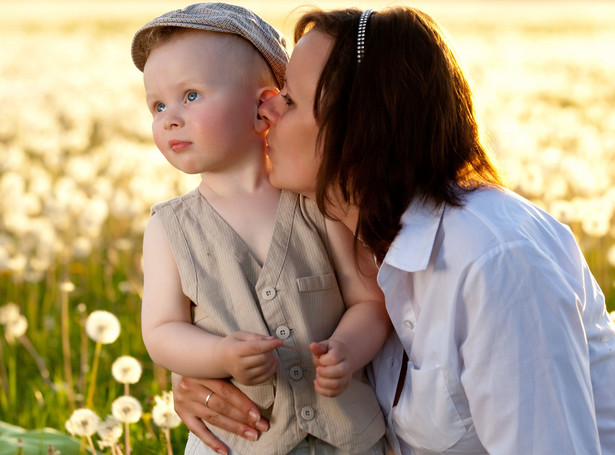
[295,7,502,262]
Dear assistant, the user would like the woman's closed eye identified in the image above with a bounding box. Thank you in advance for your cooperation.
[281,93,294,106]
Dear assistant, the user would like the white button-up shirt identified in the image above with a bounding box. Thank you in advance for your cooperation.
[371,187,615,454]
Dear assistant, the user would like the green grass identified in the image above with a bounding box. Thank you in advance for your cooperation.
[0,236,188,453]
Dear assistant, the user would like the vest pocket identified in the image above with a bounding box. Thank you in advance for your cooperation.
[392,364,466,452]
[296,273,336,292]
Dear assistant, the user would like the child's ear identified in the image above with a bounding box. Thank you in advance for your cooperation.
[254,86,278,133]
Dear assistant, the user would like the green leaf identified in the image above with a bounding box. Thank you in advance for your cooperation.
[0,422,98,455]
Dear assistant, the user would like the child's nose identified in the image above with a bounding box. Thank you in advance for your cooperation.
[163,108,184,130]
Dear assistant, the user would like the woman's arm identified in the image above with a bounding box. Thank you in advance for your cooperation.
[142,214,282,383]
[460,242,602,453]
[310,218,391,396]
[172,374,271,455]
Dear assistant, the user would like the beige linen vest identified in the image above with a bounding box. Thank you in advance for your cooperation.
[152,189,385,454]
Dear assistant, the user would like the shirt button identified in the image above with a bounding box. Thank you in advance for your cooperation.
[262,286,276,300]
[403,320,414,329]
[300,406,315,421]
[289,366,303,380]
[275,326,290,339]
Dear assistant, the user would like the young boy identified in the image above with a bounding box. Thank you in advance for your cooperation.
[131,3,390,454]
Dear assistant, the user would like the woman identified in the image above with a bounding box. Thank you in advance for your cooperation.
[175,6,615,454]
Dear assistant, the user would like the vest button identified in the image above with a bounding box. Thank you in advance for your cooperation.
[289,366,303,380]
[300,406,315,421]
[262,286,276,300]
[275,326,290,339]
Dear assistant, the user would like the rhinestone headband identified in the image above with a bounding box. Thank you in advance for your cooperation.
[357,9,374,63]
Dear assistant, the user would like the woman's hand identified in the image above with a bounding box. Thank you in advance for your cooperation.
[172,374,271,455]
[309,339,354,397]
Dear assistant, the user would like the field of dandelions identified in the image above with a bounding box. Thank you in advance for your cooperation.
[1,1,615,454]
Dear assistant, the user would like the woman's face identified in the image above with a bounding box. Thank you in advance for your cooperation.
[258,30,334,199]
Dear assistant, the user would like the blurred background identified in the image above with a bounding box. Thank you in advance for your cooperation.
[1,0,614,453]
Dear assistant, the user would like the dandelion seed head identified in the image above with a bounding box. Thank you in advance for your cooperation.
[118,281,132,294]
[111,395,142,423]
[581,212,610,238]
[59,281,76,293]
[1,172,25,200]
[0,244,9,271]
[111,190,136,219]
[549,200,576,225]
[96,415,123,447]
[22,192,42,217]
[28,166,52,196]
[543,175,568,202]
[152,391,181,429]
[65,408,100,437]
[114,238,133,252]
[0,303,21,324]
[30,256,51,273]
[608,245,615,268]
[8,253,27,275]
[4,214,30,236]
[0,145,26,173]
[4,314,28,343]
[111,356,142,384]
[72,237,93,259]
[79,197,109,238]
[23,269,46,283]
[85,310,120,344]
[66,156,98,184]
[517,164,545,198]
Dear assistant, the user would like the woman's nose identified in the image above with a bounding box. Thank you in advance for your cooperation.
[258,95,280,126]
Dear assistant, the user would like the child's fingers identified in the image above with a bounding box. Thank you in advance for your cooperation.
[230,353,279,385]
[309,341,329,357]
[316,363,346,380]
[235,333,284,355]
[314,376,347,397]
[251,337,284,355]
[237,356,279,385]
[314,346,347,367]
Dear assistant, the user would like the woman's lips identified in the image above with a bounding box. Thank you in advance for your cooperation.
[264,138,273,157]
[169,140,191,152]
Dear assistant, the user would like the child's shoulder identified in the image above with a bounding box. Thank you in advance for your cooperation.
[150,187,200,217]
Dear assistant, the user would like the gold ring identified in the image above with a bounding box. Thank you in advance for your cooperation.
[205,391,214,408]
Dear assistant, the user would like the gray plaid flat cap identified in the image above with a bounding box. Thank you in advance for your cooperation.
[131,2,288,87]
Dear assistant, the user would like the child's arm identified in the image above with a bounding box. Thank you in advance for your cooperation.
[142,214,283,385]
[309,219,391,397]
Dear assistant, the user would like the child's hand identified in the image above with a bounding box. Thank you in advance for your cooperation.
[218,332,283,386]
[309,339,354,397]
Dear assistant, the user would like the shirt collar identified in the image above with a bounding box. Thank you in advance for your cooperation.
[382,200,445,272]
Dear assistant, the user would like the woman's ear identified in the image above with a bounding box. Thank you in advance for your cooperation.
[255,87,279,133]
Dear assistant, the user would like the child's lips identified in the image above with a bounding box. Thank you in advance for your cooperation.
[168,140,191,152]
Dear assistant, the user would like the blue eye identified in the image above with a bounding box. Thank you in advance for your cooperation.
[186,91,201,102]
[156,103,166,113]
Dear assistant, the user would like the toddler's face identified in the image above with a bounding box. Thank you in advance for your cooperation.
[143,31,259,175]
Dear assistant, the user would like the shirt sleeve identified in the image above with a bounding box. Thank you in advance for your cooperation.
[458,240,601,454]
